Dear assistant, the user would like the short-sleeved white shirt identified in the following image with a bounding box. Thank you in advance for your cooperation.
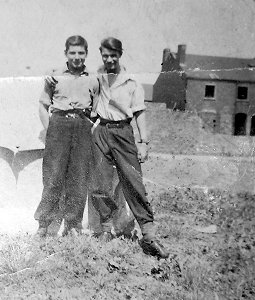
[94,65,146,121]
[39,64,99,112]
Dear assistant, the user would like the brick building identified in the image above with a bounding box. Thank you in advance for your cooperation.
[153,45,255,135]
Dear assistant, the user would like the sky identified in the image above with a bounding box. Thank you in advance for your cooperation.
[0,0,254,77]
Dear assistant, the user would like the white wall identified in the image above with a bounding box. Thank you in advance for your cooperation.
[0,77,45,151]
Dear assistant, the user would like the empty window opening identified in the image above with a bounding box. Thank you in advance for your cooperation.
[237,86,248,100]
[234,113,247,135]
[204,85,215,98]
[250,116,255,136]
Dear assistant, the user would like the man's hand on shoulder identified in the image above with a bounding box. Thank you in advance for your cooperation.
[45,76,58,87]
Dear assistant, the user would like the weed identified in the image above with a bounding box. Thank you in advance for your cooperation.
[0,187,254,299]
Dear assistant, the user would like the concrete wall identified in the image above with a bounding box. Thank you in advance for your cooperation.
[153,71,186,110]
[0,77,45,151]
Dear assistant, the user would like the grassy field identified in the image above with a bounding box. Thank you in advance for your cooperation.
[0,186,254,300]
[1,106,255,299]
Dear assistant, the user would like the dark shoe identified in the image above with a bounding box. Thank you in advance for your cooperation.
[35,226,48,238]
[93,232,114,242]
[139,238,169,259]
[47,219,62,236]
[62,222,83,237]
[100,232,114,242]
[62,227,83,237]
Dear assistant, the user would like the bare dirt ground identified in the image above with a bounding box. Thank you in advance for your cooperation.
[144,152,255,193]
[0,150,254,299]
[1,151,254,236]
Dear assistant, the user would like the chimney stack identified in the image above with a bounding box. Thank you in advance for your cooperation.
[162,48,171,64]
[177,44,186,65]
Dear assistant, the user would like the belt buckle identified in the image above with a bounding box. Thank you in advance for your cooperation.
[107,123,122,129]
[66,112,77,119]
[106,123,113,128]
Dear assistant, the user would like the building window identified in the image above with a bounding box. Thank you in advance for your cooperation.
[204,85,215,99]
[237,86,248,100]
[250,116,255,136]
[234,113,247,135]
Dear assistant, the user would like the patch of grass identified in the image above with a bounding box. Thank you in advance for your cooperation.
[0,188,254,299]
[0,234,43,274]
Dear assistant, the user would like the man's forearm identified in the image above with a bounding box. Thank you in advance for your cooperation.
[135,110,148,142]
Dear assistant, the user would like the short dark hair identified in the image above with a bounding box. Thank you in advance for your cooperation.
[99,37,123,56]
[65,35,88,53]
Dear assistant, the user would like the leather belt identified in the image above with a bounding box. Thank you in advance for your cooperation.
[53,109,91,119]
[99,118,131,128]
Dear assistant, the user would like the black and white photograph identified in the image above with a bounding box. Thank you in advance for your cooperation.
[0,0,254,299]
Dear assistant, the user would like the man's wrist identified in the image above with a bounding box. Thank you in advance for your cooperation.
[138,139,150,145]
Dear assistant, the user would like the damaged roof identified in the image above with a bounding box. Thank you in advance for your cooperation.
[182,54,255,82]
[185,67,255,82]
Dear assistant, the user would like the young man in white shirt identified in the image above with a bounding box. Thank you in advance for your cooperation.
[91,37,169,259]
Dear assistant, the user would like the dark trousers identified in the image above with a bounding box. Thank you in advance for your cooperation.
[34,113,93,227]
[88,166,135,235]
[90,122,154,233]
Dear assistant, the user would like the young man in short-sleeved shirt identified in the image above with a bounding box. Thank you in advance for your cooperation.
[34,35,99,237]
[91,37,169,259]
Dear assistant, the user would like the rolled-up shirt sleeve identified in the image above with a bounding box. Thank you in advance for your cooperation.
[39,77,53,106]
[131,82,146,113]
